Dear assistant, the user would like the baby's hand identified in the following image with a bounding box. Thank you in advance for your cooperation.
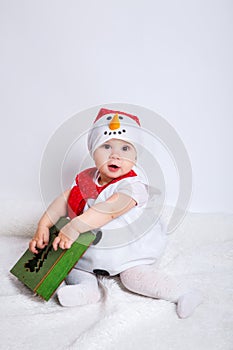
[52,223,78,251]
[29,225,50,254]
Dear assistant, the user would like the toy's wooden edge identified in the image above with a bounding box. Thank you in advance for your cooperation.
[34,232,96,296]
[33,248,67,293]
[36,237,96,301]
[9,215,96,301]
[9,232,61,290]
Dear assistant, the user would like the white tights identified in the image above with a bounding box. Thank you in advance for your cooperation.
[57,265,202,318]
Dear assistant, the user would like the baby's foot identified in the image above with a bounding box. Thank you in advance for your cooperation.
[57,284,100,307]
[177,290,203,318]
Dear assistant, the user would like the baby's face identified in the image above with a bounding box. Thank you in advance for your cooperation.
[93,138,137,185]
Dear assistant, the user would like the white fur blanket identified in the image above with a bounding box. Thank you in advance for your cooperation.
[1,201,233,350]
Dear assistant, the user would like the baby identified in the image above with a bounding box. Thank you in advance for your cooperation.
[29,108,202,318]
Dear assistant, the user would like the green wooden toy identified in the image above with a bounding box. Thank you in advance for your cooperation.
[10,217,95,301]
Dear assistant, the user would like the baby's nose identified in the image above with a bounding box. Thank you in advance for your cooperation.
[110,152,120,159]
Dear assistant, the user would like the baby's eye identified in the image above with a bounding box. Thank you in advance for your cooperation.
[122,145,130,151]
[103,144,111,149]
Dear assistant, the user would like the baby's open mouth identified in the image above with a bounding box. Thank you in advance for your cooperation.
[108,164,120,172]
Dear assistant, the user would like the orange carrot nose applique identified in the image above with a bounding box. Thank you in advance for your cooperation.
[109,113,120,130]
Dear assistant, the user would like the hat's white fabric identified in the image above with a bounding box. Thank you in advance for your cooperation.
[87,108,142,157]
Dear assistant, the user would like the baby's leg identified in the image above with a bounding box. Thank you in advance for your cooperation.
[57,268,100,307]
[120,265,202,318]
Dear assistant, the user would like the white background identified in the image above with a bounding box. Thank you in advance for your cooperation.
[1,0,232,213]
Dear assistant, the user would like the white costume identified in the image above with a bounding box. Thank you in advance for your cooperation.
[75,167,167,276]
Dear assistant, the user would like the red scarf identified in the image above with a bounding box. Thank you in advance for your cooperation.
[67,167,137,219]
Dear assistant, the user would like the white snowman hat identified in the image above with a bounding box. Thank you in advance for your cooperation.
[87,108,142,157]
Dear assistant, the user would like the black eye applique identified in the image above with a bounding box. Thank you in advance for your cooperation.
[106,115,123,120]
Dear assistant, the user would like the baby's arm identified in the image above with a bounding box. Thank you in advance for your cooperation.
[29,189,71,254]
[53,193,136,251]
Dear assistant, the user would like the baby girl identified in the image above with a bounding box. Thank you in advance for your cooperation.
[29,108,202,318]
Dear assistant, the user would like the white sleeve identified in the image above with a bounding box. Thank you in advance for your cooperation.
[115,180,149,207]
[71,180,76,188]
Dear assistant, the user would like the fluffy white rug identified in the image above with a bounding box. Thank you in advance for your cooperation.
[1,201,233,350]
